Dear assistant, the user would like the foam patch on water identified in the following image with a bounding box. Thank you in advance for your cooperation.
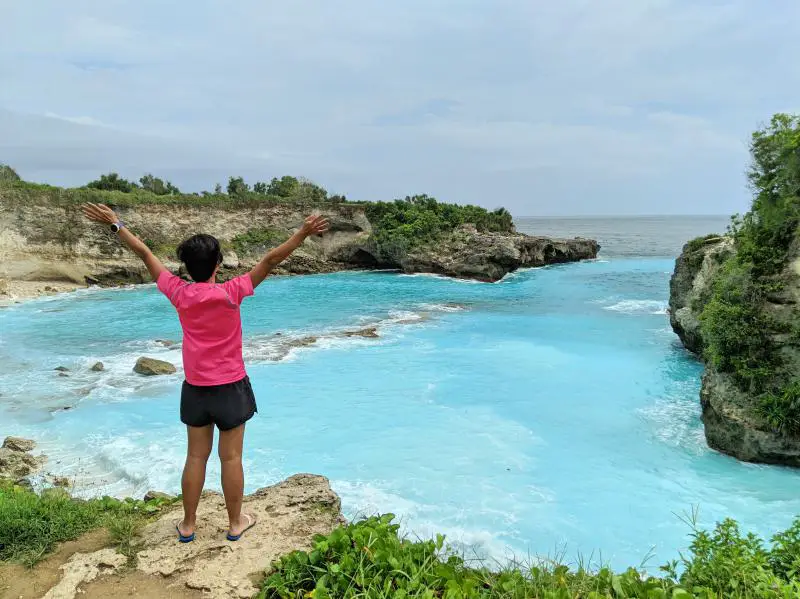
[334,479,515,561]
[604,299,668,315]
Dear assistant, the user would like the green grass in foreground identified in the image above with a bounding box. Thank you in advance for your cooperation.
[261,514,800,599]
[0,482,175,567]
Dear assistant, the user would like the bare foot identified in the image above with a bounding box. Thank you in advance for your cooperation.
[227,513,257,539]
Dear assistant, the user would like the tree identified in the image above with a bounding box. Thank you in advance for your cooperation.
[253,181,267,194]
[0,163,20,182]
[266,176,299,197]
[86,173,137,192]
[139,173,180,196]
[227,176,250,196]
[214,183,223,194]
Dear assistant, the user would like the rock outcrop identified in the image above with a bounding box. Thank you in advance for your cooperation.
[670,236,800,466]
[400,225,599,282]
[0,436,45,482]
[133,357,177,376]
[37,474,344,599]
[668,236,732,354]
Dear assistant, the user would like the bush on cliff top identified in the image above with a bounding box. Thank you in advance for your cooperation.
[261,514,800,599]
[365,195,514,264]
[698,113,800,416]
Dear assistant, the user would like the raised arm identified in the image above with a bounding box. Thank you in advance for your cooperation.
[248,215,329,288]
[82,203,167,282]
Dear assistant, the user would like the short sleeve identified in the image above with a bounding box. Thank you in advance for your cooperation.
[222,274,255,305]
[157,271,187,307]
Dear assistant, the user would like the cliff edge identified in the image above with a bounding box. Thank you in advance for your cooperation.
[668,113,800,467]
[0,184,598,294]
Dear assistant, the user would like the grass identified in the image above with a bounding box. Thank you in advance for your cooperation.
[261,514,800,599]
[231,227,291,256]
[0,481,176,567]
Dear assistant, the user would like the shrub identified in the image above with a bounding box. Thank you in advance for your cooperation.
[231,227,290,256]
[758,382,800,435]
[262,514,800,599]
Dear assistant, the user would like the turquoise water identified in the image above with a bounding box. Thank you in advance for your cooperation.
[2,216,800,569]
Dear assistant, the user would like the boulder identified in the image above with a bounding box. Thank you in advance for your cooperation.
[155,339,178,347]
[3,436,36,452]
[90,361,105,372]
[52,475,72,488]
[143,490,175,502]
[222,251,240,269]
[0,447,45,479]
[54,366,70,372]
[133,357,177,376]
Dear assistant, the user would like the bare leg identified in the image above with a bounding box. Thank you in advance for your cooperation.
[218,424,253,536]
[179,424,214,536]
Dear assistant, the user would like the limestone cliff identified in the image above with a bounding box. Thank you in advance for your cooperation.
[0,193,598,291]
[670,237,800,466]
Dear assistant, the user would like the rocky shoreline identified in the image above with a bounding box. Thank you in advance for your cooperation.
[0,201,599,298]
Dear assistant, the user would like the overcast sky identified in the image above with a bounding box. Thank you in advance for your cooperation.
[2,1,798,216]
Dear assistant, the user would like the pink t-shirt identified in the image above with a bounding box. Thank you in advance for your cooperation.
[157,271,254,386]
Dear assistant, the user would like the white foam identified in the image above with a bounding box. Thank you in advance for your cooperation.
[604,300,668,315]
[333,479,514,561]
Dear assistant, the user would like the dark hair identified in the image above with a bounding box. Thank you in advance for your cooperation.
[176,234,222,282]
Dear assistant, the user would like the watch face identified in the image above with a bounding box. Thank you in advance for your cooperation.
[111,223,120,232]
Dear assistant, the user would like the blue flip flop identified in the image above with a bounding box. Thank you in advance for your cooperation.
[226,514,256,542]
[176,522,195,543]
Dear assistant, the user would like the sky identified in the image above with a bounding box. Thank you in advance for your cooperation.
[1,1,798,216]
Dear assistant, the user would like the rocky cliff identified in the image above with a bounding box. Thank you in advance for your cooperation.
[670,236,800,466]
[0,194,598,293]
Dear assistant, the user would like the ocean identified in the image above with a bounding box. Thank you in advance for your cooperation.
[2,214,799,570]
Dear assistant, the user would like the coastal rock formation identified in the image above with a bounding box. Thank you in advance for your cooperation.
[0,436,45,481]
[402,225,599,282]
[0,196,598,292]
[670,237,800,466]
[668,236,732,354]
[40,474,344,599]
[133,357,177,376]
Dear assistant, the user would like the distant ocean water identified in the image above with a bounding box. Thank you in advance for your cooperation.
[2,214,799,570]
[516,215,730,258]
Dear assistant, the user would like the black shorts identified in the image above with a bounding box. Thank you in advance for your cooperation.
[180,376,258,431]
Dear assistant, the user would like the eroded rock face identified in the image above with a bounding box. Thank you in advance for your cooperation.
[0,436,45,481]
[669,235,800,466]
[701,370,800,466]
[133,357,177,376]
[668,236,732,354]
[403,226,600,282]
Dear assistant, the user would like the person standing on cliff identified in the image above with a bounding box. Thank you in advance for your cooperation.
[82,202,329,542]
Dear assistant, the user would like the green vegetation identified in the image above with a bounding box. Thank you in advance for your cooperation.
[0,481,175,567]
[697,114,800,426]
[0,163,20,182]
[365,195,513,263]
[262,514,800,599]
[232,227,291,256]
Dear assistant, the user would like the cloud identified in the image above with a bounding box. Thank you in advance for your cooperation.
[1,0,798,215]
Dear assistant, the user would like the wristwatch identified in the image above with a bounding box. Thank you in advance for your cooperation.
[110,221,125,233]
